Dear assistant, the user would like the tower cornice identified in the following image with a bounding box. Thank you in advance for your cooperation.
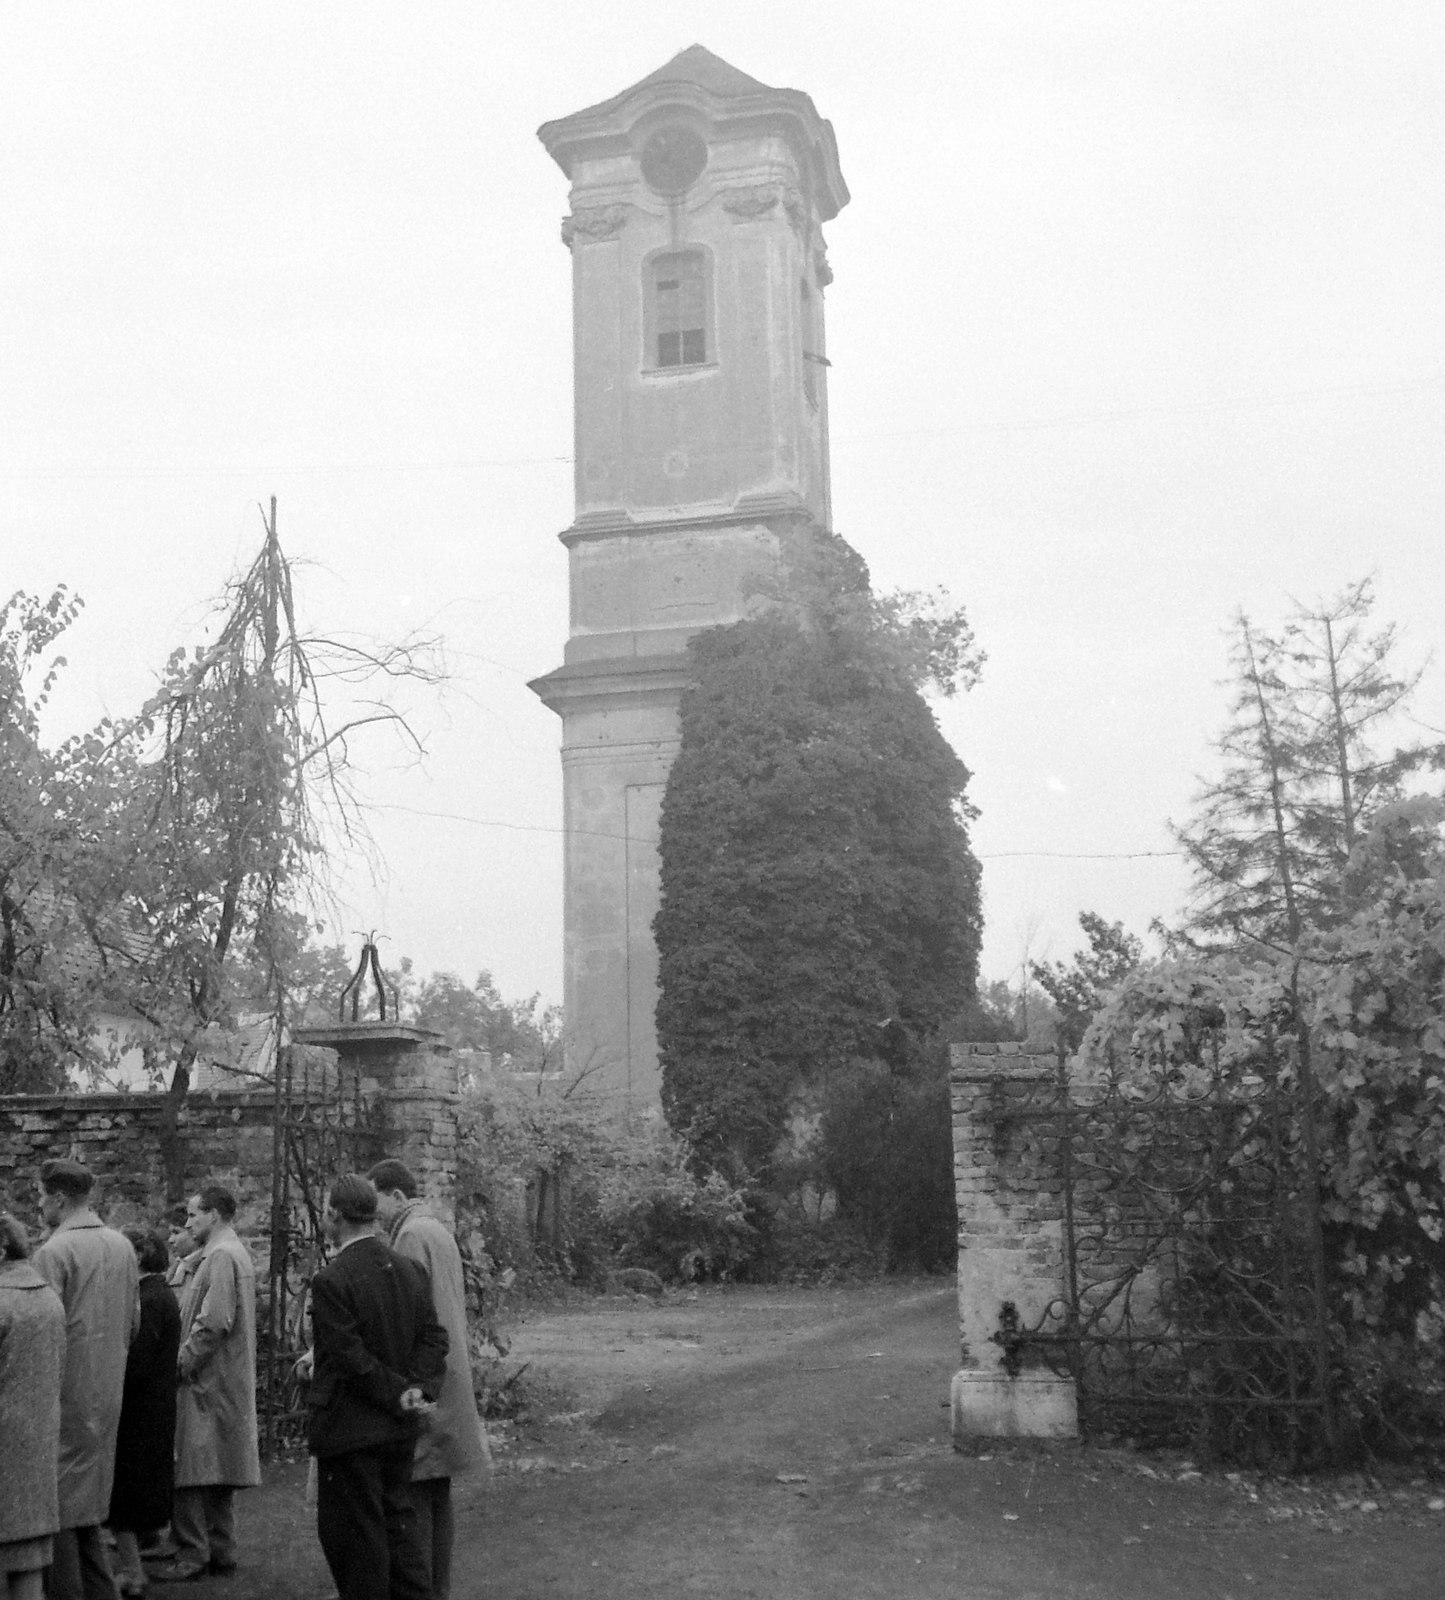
[538,45,849,222]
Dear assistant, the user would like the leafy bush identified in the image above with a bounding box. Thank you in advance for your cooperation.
[1081,808,1445,1460]
[816,1055,957,1270]
[612,1166,757,1282]
[455,1068,764,1287]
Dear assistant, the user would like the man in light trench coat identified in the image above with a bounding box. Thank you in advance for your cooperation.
[367,1161,490,1600]
[32,1157,140,1600]
[152,1186,261,1583]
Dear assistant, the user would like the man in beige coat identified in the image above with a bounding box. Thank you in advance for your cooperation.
[32,1157,140,1600]
[153,1186,261,1583]
[367,1161,490,1600]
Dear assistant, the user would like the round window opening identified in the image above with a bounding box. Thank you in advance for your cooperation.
[640,125,708,196]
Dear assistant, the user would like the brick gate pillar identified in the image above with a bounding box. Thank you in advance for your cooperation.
[292,1023,460,1225]
[950,1043,1078,1443]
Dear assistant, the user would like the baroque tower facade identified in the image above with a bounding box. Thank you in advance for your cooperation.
[529,47,848,1106]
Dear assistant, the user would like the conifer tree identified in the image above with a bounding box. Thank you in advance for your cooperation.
[1176,582,1443,950]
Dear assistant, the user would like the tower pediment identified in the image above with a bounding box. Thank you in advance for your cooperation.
[538,44,849,222]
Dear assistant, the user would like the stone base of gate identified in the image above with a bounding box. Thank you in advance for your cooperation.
[950,1370,1079,1444]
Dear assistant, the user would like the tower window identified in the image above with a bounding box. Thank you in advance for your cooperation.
[651,252,706,368]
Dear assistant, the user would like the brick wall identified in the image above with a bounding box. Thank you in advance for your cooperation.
[951,1043,1069,1371]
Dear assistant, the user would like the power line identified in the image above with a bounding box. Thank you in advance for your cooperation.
[982,849,1182,861]
[370,801,1183,860]
[4,376,1437,480]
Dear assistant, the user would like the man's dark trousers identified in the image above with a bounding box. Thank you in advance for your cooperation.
[317,1442,430,1600]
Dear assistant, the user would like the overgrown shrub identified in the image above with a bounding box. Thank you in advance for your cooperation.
[612,1166,757,1282]
[654,530,983,1184]
[1082,810,1445,1462]
[455,1068,765,1287]
[816,1055,957,1270]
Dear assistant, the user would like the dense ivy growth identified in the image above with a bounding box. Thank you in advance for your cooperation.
[654,533,983,1212]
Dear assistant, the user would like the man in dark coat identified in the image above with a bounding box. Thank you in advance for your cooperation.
[367,1159,490,1600]
[307,1175,448,1600]
[108,1229,180,1597]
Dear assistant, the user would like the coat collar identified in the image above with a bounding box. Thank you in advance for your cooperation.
[52,1208,103,1234]
[200,1222,239,1259]
[0,1260,51,1290]
[386,1197,429,1246]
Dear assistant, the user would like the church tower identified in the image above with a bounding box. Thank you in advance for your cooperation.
[529,46,848,1106]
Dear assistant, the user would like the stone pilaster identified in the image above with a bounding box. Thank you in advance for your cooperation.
[292,1023,460,1225]
[949,1042,1078,1442]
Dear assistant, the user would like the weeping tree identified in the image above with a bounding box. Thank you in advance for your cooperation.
[125,502,443,1185]
[1,503,444,1189]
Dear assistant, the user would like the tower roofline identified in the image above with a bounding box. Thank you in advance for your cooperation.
[538,44,849,222]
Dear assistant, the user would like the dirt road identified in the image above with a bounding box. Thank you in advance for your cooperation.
[221,1281,1441,1598]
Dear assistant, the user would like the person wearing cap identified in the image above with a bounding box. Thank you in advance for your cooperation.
[153,1186,261,1583]
[32,1158,140,1600]
[307,1174,448,1600]
[366,1160,490,1600]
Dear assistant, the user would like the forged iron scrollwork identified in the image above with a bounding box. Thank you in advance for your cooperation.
[988,1041,1333,1462]
[261,1046,386,1457]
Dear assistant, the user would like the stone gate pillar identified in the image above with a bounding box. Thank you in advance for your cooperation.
[950,1043,1078,1443]
[292,1022,460,1225]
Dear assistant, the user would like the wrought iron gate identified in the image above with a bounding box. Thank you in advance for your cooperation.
[260,1047,385,1457]
[993,1040,1334,1463]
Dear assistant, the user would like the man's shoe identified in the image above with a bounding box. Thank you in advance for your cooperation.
[150,1562,208,1583]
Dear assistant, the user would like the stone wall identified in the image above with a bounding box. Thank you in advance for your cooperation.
[1,1028,464,1245]
[0,1089,278,1241]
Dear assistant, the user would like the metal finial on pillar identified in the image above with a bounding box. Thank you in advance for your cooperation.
[339,933,392,1023]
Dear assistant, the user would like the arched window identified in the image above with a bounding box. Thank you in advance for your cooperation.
[650,251,707,368]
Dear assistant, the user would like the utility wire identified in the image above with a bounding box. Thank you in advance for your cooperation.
[5,376,1438,480]
[371,801,1183,860]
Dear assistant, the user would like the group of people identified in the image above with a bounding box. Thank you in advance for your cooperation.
[0,1157,489,1600]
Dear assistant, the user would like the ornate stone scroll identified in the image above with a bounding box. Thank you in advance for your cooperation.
[560,204,630,248]
[720,183,808,240]
[719,184,781,219]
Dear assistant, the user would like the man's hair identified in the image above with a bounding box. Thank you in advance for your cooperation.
[124,1226,171,1274]
[197,1185,236,1221]
[0,1213,31,1262]
[39,1158,94,1199]
[329,1174,379,1224]
[365,1159,418,1198]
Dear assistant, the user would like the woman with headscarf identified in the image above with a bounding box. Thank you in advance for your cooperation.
[107,1228,181,1598]
[0,1211,66,1600]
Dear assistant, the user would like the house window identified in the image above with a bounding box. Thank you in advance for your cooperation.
[652,252,706,368]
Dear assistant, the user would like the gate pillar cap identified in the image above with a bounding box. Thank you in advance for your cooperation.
[292,1022,441,1054]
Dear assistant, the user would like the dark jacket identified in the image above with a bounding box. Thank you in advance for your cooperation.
[109,1273,181,1532]
[307,1235,448,1461]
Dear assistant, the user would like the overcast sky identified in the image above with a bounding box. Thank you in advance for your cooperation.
[5,2,1442,1005]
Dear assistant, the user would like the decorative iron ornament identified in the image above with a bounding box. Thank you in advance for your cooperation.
[338,933,391,1023]
[260,1046,386,1458]
[984,1038,1334,1464]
